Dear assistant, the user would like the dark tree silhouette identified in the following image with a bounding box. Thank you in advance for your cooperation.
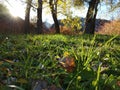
[24,0,32,34]
[37,0,43,34]
[84,0,100,34]
[49,0,60,34]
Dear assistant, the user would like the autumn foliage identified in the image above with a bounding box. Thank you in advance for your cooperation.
[97,20,120,35]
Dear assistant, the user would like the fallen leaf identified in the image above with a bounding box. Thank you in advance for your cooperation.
[59,57,75,72]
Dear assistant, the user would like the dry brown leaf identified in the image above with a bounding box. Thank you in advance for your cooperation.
[59,57,75,72]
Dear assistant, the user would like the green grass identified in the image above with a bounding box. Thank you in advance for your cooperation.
[0,34,120,90]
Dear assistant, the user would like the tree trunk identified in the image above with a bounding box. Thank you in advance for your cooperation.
[24,0,32,34]
[84,0,100,34]
[49,0,60,34]
[37,0,43,34]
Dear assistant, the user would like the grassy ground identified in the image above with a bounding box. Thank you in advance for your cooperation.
[0,34,120,90]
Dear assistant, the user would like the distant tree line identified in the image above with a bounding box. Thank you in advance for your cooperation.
[3,0,120,34]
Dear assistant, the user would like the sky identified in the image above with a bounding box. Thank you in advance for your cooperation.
[2,0,120,24]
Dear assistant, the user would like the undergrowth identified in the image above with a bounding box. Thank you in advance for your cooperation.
[0,34,120,90]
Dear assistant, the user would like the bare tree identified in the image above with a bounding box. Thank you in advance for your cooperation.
[84,0,100,34]
[37,0,43,34]
[49,0,60,34]
[24,0,32,34]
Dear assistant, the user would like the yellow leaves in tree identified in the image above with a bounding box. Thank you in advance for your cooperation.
[61,16,82,31]
[58,0,63,5]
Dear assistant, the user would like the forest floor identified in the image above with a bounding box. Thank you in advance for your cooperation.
[0,34,120,90]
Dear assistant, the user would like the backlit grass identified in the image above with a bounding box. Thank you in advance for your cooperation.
[0,34,120,90]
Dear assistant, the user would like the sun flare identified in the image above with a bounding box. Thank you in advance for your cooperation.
[5,0,25,19]
[9,8,25,18]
